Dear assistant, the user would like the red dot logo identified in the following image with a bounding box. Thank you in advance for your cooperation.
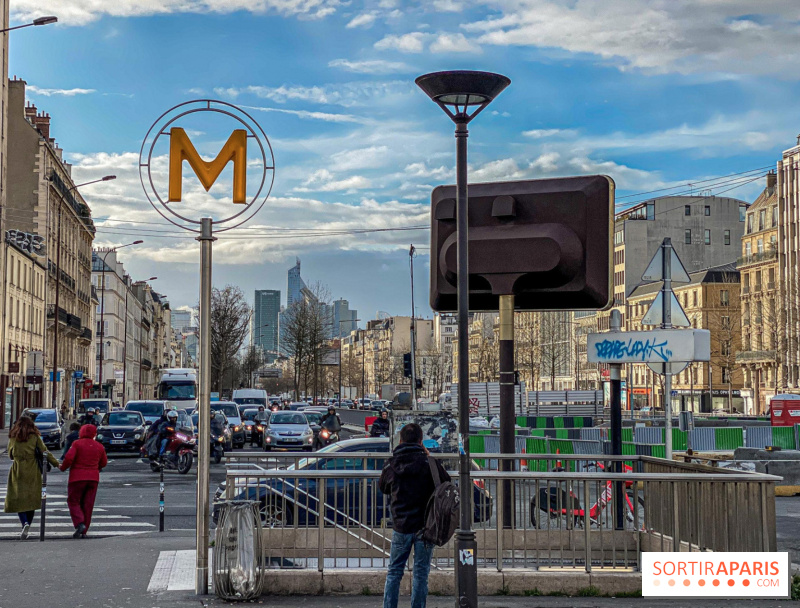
[743,580,750,587]
[713,579,720,586]
[683,580,691,587]
[728,579,735,587]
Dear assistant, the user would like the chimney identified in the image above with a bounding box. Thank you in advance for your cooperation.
[32,111,50,141]
[24,102,37,124]
[767,170,777,190]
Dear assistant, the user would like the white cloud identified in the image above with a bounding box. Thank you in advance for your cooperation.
[432,0,463,11]
[429,32,481,54]
[403,162,450,180]
[328,58,411,74]
[241,104,364,123]
[329,146,391,171]
[12,0,342,26]
[374,32,428,53]
[462,0,800,76]
[346,12,376,28]
[215,81,411,108]
[523,128,575,139]
[295,169,372,192]
[27,85,96,96]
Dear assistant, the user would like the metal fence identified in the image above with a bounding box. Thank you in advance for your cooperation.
[222,453,778,573]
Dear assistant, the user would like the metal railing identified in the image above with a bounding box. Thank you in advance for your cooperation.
[222,452,778,573]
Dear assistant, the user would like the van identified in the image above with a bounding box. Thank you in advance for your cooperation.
[231,388,268,409]
[78,398,112,415]
[769,394,800,427]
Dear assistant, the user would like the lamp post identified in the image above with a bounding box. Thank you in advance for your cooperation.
[50,175,117,410]
[0,15,57,33]
[416,70,509,608]
[97,238,142,401]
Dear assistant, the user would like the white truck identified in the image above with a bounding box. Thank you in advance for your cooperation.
[158,368,198,411]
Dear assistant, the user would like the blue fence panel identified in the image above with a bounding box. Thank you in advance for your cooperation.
[580,428,602,442]
[744,426,772,449]
[689,427,716,451]
[634,426,664,445]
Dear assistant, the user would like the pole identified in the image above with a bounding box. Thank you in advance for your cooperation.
[609,310,624,531]
[453,119,477,608]
[39,451,48,541]
[410,245,418,407]
[662,238,673,461]
[159,462,165,532]
[361,334,366,403]
[122,282,129,407]
[195,218,214,595]
[498,294,514,528]
[50,204,63,410]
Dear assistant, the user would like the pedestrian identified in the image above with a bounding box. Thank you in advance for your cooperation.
[59,424,107,538]
[379,423,449,608]
[62,422,81,458]
[4,416,60,539]
[60,400,68,420]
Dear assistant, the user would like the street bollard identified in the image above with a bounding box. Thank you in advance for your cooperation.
[40,453,48,542]
[159,463,165,532]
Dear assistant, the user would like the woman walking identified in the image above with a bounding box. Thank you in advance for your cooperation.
[5,416,60,539]
[60,424,107,538]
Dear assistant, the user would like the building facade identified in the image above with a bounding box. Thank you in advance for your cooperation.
[778,141,800,390]
[332,298,358,338]
[252,289,280,362]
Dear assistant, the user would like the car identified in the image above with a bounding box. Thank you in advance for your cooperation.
[232,388,268,409]
[23,408,65,449]
[124,400,170,425]
[263,411,315,451]
[96,411,146,453]
[212,401,245,448]
[370,400,384,410]
[213,437,493,527]
[302,411,323,441]
[191,412,233,450]
[78,398,112,416]
[286,402,310,411]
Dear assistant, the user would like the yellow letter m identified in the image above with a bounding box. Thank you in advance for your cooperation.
[168,127,247,204]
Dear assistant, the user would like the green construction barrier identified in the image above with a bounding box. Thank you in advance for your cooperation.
[671,428,688,452]
[535,416,547,428]
[573,417,585,428]
[651,444,667,459]
[524,437,549,472]
[553,417,565,428]
[714,427,743,450]
[771,427,796,449]
[516,416,527,427]
[529,429,546,437]
[555,429,569,439]
[469,435,485,467]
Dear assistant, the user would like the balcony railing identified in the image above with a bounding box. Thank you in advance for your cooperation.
[46,305,68,324]
[737,248,777,267]
[141,358,152,370]
[767,282,776,290]
[735,350,776,364]
[743,286,750,294]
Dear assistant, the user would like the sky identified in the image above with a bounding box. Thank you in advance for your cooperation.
[8,0,800,322]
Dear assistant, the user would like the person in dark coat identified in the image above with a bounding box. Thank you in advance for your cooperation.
[78,408,100,427]
[4,416,61,539]
[370,409,391,437]
[379,423,449,608]
[60,424,108,538]
[62,422,81,458]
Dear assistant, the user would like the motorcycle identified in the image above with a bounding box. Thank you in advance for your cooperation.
[314,416,341,450]
[249,421,267,448]
[211,432,225,464]
[142,426,195,474]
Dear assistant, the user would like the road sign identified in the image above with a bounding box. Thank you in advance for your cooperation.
[587,328,710,364]
[647,361,690,375]
[641,292,691,327]
[642,244,690,283]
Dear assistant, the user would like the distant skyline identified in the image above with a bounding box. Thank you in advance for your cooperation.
[9,2,799,319]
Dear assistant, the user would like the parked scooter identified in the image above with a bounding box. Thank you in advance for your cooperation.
[142,427,195,474]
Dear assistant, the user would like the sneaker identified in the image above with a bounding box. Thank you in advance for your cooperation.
[73,523,86,539]
[20,523,30,540]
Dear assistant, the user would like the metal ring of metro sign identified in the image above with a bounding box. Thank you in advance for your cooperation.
[138,99,275,233]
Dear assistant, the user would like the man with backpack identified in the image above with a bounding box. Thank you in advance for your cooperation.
[379,423,451,608]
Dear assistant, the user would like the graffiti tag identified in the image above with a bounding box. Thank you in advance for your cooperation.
[594,338,672,362]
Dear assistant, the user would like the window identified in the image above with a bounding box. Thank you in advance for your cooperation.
[722,367,731,384]
[757,239,764,254]
[769,267,775,285]
[747,215,753,233]
[744,273,750,287]
[745,242,751,256]
[685,229,692,244]
[759,210,765,231]
[772,206,778,227]
[755,270,762,289]
[646,202,655,220]
[724,229,731,245]
[685,205,691,216]
[720,290,729,306]
[770,235,777,250]
[704,205,710,216]
[693,291,698,307]
[722,341,731,357]
[704,229,711,245]
[740,204,747,222]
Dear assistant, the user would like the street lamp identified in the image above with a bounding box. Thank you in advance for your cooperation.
[97,237,142,401]
[50,175,118,410]
[416,70,509,608]
[0,15,57,33]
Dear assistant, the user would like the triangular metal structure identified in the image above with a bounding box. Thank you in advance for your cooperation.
[641,292,691,327]
[647,361,689,375]
[642,243,691,283]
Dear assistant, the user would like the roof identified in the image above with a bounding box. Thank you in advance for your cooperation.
[629,262,739,300]
[747,185,777,212]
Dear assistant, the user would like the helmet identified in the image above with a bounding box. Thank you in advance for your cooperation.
[258,405,265,411]
[210,411,216,418]
[167,410,178,420]
[380,408,389,418]
[328,406,335,413]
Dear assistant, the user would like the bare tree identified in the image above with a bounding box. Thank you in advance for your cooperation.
[515,312,541,390]
[707,272,742,413]
[240,344,265,389]
[539,311,570,390]
[210,286,251,393]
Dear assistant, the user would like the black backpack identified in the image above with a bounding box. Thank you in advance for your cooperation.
[418,456,460,546]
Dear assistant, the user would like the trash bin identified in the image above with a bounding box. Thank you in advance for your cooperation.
[213,500,264,600]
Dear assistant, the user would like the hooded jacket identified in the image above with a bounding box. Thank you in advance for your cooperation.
[379,443,450,534]
[60,425,108,483]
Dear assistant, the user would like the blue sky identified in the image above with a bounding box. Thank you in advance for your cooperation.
[9,0,800,320]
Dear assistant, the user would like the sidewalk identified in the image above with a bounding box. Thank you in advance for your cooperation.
[0,531,795,608]
[0,428,8,454]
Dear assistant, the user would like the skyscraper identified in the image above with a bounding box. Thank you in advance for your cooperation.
[287,257,306,308]
[253,290,280,363]
[333,299,358,337]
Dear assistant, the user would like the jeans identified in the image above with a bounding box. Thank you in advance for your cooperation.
[17,510,35,526]
[383,531,434,608]
[159,438,169,456]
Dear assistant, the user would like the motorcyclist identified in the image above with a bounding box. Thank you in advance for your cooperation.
[158,410,179,457]
[210,410,226,435]
[370,409,391,438]
[78,408,99,427]
[250,406,269,446]
[321,406,341,429]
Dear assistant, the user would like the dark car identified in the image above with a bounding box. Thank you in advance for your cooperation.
[96,411,146,453]
[303,411,323,442]
[23,408,65,449]
[213,438,493,527]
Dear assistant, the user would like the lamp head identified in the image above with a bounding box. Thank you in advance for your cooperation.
[133,240,144,245]
[102,175,117,181]
[416,70,510,123]
[33,16,58,26]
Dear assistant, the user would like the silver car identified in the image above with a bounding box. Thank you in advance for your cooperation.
[263,412,314,451]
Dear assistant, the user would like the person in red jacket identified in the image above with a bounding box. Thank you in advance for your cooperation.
[60,424,108,539]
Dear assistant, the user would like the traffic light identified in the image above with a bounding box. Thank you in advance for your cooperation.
[430,175,614,312]
[415,378,423,390]
[403,353,412,378]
